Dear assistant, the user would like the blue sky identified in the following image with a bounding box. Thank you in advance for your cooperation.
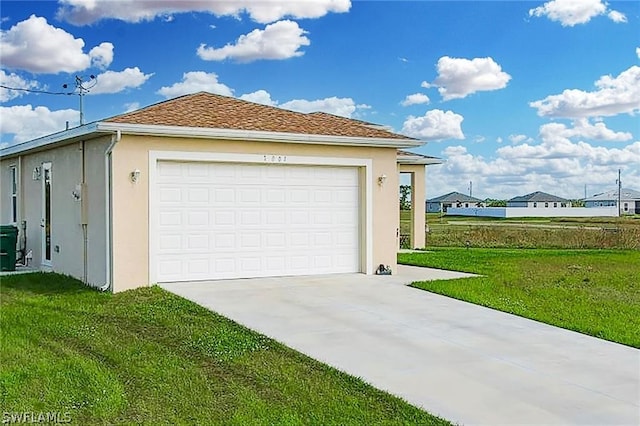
[1,0,638,199]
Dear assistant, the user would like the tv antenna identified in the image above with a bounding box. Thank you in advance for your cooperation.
[63,74,97,125]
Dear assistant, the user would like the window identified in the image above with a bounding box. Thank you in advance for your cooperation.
[624,203,629,212]
[10,166,17,223]
[533,202,537,208]
[545,202,549,208]
[553,202,557,208]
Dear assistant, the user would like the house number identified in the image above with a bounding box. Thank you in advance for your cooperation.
[264,155,287,163]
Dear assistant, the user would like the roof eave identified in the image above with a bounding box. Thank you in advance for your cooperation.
[0,123,103,158]
[97,122,423,148]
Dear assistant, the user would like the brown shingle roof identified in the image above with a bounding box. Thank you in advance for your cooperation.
[105,92,414,140]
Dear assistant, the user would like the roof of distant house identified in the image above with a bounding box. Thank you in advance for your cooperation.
[583,188,640,201]
[427,191,483,203]
[508,191,569,203]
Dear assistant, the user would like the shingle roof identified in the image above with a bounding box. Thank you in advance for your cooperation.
[106,92,415,140]
[584,188,640,201]
[427,191,483,203]
[508,191,568,203]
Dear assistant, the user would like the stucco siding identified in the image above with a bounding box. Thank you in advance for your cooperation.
[0,137,109,286]
[84,136,110,286]
[110,135,399,292]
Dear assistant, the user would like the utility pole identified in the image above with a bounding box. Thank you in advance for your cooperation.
[469,181,473,198]
[616,169,622,216]
[63,75,96,126]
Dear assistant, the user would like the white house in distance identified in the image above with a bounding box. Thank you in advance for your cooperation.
[507,191,571,208]
[584,188,640,215]
[447,190,618,218]
[0,92,434,292]
[426,191,483,213]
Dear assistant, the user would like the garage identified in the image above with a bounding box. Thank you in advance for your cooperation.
[153,160,362,282]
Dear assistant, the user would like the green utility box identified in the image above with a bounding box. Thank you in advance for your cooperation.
[0,225,18,271]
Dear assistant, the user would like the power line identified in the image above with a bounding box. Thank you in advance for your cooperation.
[0,84,74,96]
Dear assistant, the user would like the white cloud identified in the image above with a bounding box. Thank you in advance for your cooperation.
[401,109,464,140]
[529,0,626,26]
[427,56,511,101]
[530,65,640,118]
[607,10,627,24]
[56,0,351,25]
[197,20,310,62]
[89,67,153,95]
[539,119,632,143]
[0,105,78,143]
[401,93,430,107]
[88,42,114,69]
[239,89,277,106]
[636,47,640,59]
[157,71,234,98]
[0,70,40,102]
[123,102,140,112]
[280,96,361,118]
[0,15,113,73]
[508,134,533,144]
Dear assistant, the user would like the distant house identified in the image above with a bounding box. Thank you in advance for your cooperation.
[426,191,483,213]
[507,191,571,208]
[584,188,640,215]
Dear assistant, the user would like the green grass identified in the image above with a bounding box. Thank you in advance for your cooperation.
[0,273,448,425]
[399,248,640,348]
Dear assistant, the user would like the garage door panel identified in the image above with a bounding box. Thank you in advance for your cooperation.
[155,161,360,282]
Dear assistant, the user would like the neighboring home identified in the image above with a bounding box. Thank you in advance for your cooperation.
[584,188,640,215]
[0,92,437,292]
[507,191,571,208]
[426,191,483,213]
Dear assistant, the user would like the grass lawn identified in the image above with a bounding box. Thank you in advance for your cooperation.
[399,248,640,348]
[0,273,448,425]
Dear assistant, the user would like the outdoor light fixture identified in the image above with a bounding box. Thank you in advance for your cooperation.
[378,174,387,186]
[130,169,141,183]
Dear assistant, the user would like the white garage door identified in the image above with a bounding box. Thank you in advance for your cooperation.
[154,161,361,282]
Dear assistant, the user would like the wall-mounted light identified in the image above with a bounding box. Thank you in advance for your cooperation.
[32,166,41,180]
[130,169,141,183]
[377,174,387,186]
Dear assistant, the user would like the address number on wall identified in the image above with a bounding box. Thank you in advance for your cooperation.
[263,155,287,163]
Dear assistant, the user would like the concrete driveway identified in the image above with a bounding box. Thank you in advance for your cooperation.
[161,266,639,425]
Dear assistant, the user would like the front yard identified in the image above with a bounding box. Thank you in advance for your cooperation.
[0,273,447,425]
[399,248,640,348]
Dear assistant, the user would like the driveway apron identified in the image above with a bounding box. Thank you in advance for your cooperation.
[161,265,639,425]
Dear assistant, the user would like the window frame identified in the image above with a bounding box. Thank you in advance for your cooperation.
[10,165,17,224]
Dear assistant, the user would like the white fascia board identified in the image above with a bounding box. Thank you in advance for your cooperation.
[397,154,443,165]
[95,122,424,149]
[0,123,101,158]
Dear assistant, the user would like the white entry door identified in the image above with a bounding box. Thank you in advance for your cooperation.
[154,161,361,282]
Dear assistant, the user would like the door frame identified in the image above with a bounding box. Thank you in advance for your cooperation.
[41,162,52,267]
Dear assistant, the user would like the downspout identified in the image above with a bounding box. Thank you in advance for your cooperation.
[81,141,88,284]
[100,130,121,292]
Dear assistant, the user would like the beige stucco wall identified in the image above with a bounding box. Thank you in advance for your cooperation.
[0,136,109,286]
[398,164,426,248]
[110,135,400,292]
